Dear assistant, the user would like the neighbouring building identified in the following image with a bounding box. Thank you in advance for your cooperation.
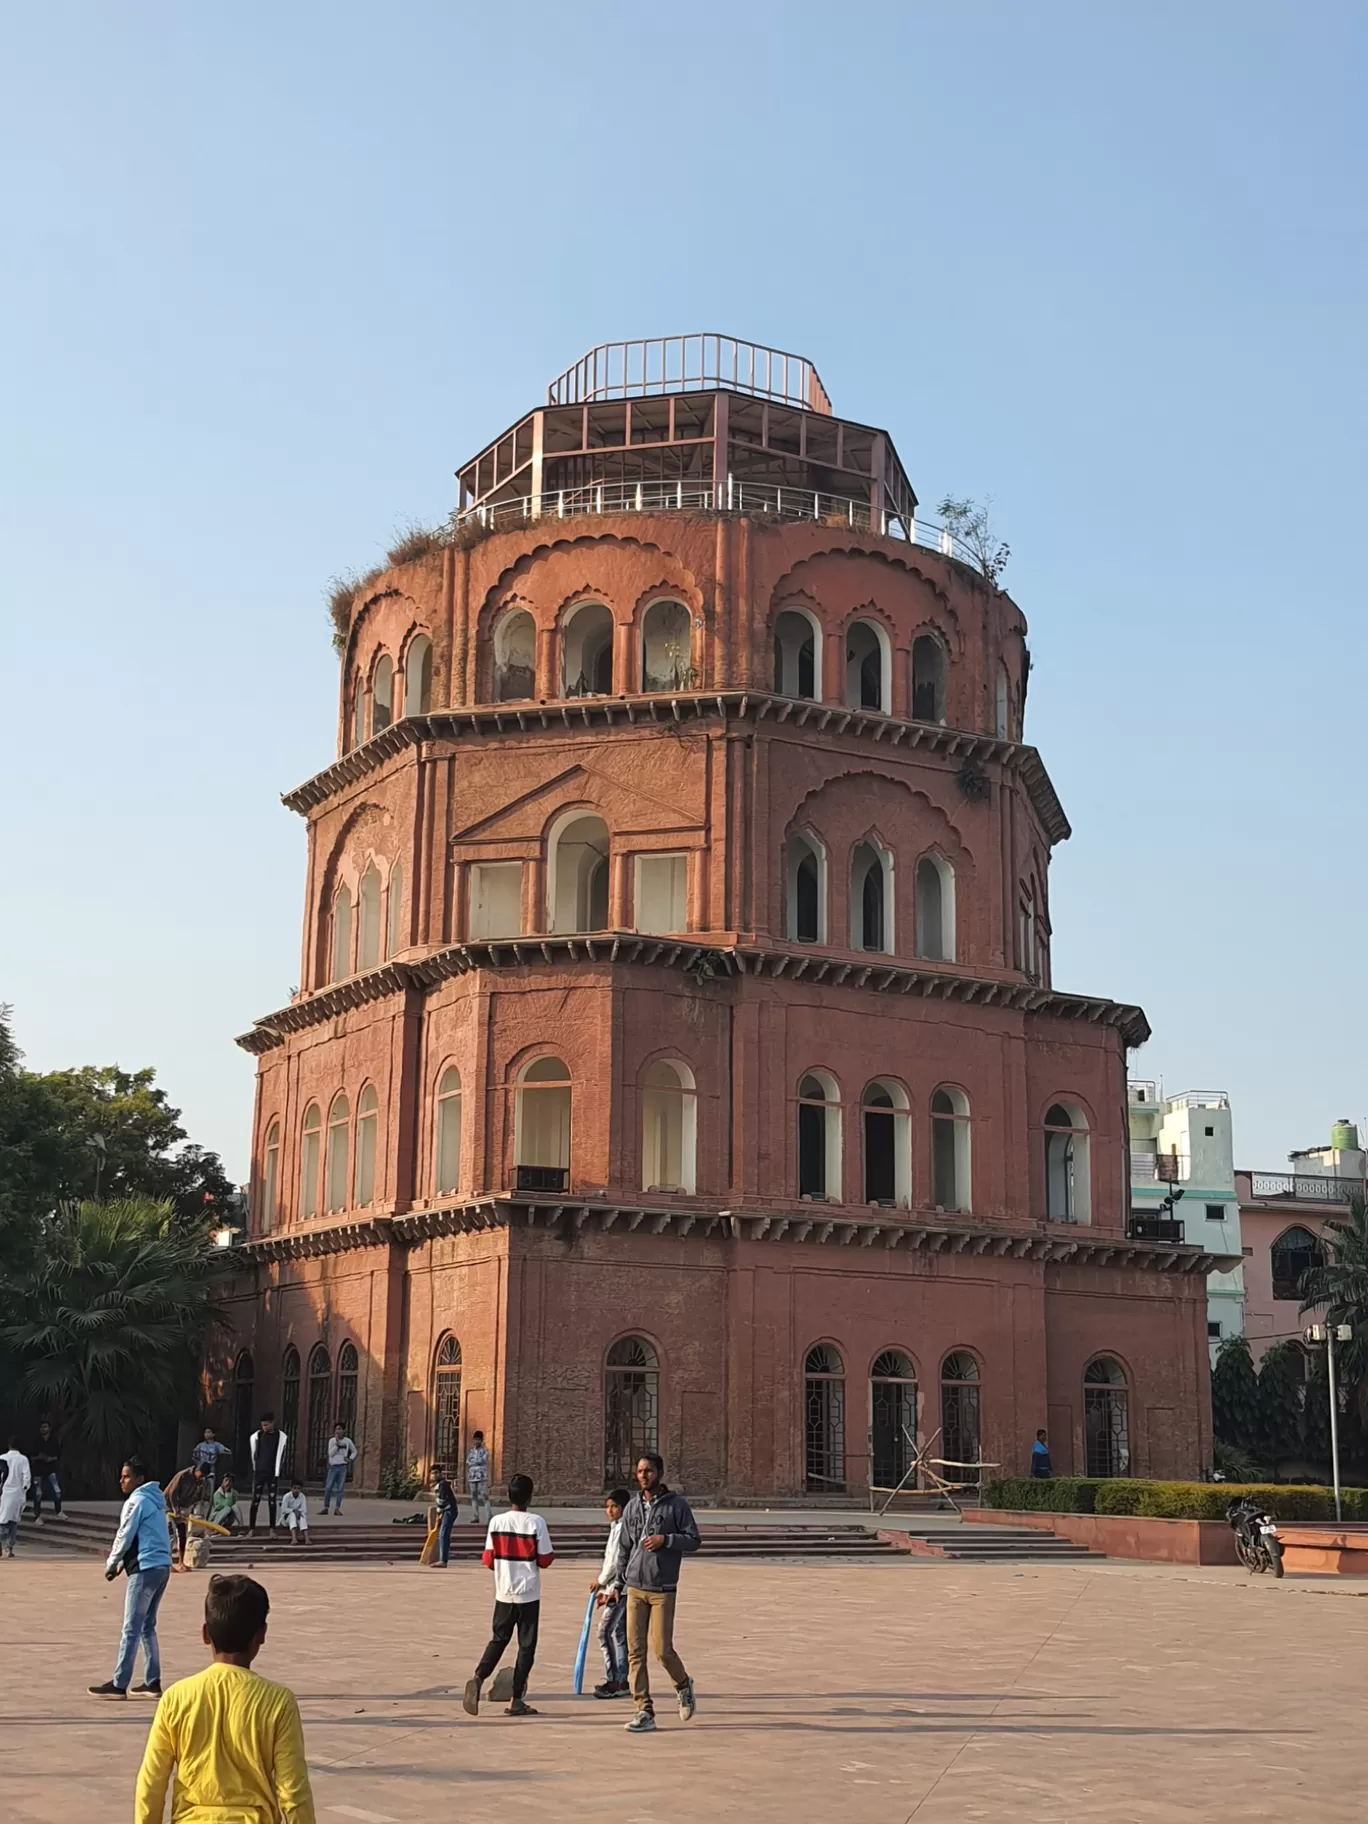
[1239,1120,1366,1368]
[1128,1082,1244,1357]
[210,334,1224,1497]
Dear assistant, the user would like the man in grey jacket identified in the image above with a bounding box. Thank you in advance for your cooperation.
[609,1451,700,1734]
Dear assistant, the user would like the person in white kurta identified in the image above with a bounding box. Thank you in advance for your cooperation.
[0,1442,32,1555]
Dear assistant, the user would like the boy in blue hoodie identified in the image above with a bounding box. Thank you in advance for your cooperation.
[88,1456,174,1699]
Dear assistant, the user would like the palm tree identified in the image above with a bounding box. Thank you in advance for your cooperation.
[1300,1194,1368,1374]
[0,1198,231,1486]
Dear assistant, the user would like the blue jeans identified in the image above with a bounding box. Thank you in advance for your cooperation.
[31,1473,62,1516]
[438,1509,456,1565]
[322,1464,348,1511]
[0,1520,17,1554]
[113,1566,170,1690]
[598,1594,628,1683]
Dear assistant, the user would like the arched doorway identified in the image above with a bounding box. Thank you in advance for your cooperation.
[1084,1357,1130,1477]
[280,1346,301,1478]
[433,1336,462,1471]
[804,1344,846,1492]
[604,1336,659,1488]
[336,1341,359,1447]
[232,1350,255,1471]
[940,1351,981,1488]
[870,1350,917,1491]
[306,1345,333,1481]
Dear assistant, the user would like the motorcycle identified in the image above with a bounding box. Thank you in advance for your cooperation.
[1227,1496,1284,1577]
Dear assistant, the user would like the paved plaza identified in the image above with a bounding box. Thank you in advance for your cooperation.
[2,1553,1366,1821]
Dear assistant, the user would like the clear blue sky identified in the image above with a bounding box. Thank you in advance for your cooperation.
[3,3,1364,1179]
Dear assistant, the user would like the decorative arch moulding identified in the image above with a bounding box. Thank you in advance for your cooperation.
[281,690,1070,844]
[236,933,1151,1055]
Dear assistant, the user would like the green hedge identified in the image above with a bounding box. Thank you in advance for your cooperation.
[984,1476,1368,1522]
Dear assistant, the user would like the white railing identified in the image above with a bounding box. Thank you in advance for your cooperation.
[1249,1172,1363,1203]
[547,334,833,415]
[1166,1090,1229,1111]
[447,479,982,569]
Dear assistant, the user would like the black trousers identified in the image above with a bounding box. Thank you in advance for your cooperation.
[474,1599,540,1700]
[249,1476,279,1528]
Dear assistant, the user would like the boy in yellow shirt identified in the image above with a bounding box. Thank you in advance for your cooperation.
[135,1573,315,1824]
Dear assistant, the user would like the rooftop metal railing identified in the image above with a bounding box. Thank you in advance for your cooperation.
[547,334,833,415]
[448,478,982,568]
[1248,1172,1364,1203]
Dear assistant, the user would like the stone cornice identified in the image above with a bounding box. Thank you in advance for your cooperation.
[236,938,1150,1053]
[280,692,1070,843]
[237,1193,1225,1276]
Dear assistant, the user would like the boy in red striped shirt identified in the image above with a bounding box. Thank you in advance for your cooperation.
[463,1474,553,1719]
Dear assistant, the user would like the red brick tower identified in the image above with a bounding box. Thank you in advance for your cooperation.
[222,336,1217,1497]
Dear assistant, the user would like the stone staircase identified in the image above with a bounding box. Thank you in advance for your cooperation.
[886,1524,1098,1562]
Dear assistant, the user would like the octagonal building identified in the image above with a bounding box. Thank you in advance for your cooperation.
[217,335,1221,1498]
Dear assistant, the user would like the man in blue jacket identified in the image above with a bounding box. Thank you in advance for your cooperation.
[88,1456,173,1700]
[609,1451,701,1734]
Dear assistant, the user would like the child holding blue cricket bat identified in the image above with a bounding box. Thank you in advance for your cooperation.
[589,1487,630,1697]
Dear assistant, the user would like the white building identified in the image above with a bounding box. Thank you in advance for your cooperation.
[1128,1082,1244,1357]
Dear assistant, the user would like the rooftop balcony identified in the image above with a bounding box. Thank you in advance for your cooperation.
[1245,1172,1364,1204]
[547,334,833,415]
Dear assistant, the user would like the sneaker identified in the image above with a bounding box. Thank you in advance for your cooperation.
[87,1682,127,1700]
[677,1677,696,1722]
[593,1681,619,1699]
[129,1683,162,1700]
[624,1709,657,1733]
[462,1676,482,1717]
[504,1699,538,1716]
[612,1680,631,1697]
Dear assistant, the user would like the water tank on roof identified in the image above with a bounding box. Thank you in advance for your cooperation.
[1331,1120,1359,1151]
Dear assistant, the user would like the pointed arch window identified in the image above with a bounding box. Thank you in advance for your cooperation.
[641,599,694,691]
[605,1336,660,1488]
[1271,1226,1321,1301]
[642,1060,697,1194]
[850,841,891,953]
[357,864,382,970]
[404,635,432,715]
[386,863,404,958]
[351,683,366,751]
[1044,1102,1091,1223]
[299,1104,321,1219]
[870,1349,917,1491]
[931,1087,971,1212]
[798,1072,842,1202]
[433,1335,461,1469]
[562,602,614,697]
[861,1081,910,1206]
[280,1346,301,1478]
[259,1120,280,1234]
[371,655,393,734]
[786,834,825,944]
[325,1093,351,1212]
[354,1086,378,1207]
[330,885,353,982]
[336,1341,359,1452]
[844,620,888,712]
[1084,1357,1130,1477]
[911,634,946,723]
[804,1344,846,1491]
[306,1343,333,1480]
[915,855,955,961]
[493,608,536,702]
[435,1066,463,1195]
[774,609,819,699]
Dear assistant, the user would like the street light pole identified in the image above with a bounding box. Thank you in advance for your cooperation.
[1305,1321,1353,1523]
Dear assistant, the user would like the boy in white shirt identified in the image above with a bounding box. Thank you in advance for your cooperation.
[463,1474,553,1719]
[590,1487,630,1697]
[279,1483,309,1546]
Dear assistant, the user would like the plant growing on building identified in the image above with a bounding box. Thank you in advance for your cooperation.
[937,495,1010,586]
[379,1459,424,1500]
[957,759,991,802]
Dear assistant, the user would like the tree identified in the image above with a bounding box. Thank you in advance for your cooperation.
[0,1199,233,1488]
[1211,1334,1261,1452]
[0,1007,70,1268]
[936,496,1010,586]
[1256,1341,1307,1471]
[1300,1195,1368,1381]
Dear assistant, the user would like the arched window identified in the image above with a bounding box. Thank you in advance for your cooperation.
[798,1072,842,1202]
[562,602,614,697]
[371,654,393,735]
[357,864,382,970]
[259,1120,280,1234]
[386,863,404,958]
[232,1350,255,1471]
[605,1336,660,1487]
[940,1351,981,1488]
[306,1343,333,1480]
[1018,881,1038,976]
[325,1093,350,1212]
[911,634,946,723]
[351,683,366,751]
[1271,1226,1322,1301]
[915,855,955,961]
[1084,1357,1130,1478]
[642,1060,697,1194]
[774,609,819,700]
[785,833,825,944]
[641,599,694,692]
[849,841,891,952]
[995,663,1010,738]
[870,1349,917,1492]
[931,1087,971,1212]
[432,1335,461,1470]
[1044,1102,1091,1223]
[515,1057,571,1191]
[844,620,888,712]
[493,608,537,702]
[435,1066,462,1195]
[280,1346,301,1478]
[336,1341,359,1455]
[549,813,610,933]
[404,635,432,715]
[299,1104,321,1219]
[862,1080,910,1206]
[330,884,353,982]
[354,1086,378,1207]
[804,1344,846,1492]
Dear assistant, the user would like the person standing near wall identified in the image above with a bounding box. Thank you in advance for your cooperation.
[465,1431,491,1525]
[1030,1429,1053,1478]
[0,1437,31,1557]
[248,1415,289,1536]
[611,1452,700,1735]
[321,1424,357,1516]
[88,1456,173,1699]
